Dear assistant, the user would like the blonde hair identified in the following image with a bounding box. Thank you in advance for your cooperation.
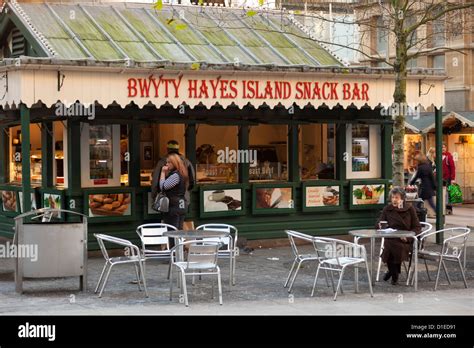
[426,147,435,162]
[167,153,189,188]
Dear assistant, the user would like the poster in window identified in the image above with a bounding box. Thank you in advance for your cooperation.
[305,186,340,207]
[352,184,385,206]
[1,191,18,212]
[88,193,131,217]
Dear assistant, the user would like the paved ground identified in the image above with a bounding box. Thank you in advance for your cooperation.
[0,205,472,315]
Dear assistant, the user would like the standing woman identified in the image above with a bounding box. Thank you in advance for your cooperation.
[376,187,421,285]
[409,154,437,215]
[159,153,189,245]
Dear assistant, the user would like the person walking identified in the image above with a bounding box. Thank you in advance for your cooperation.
[158,153,189,247]
[151,140,195,208]
[409,154,437,217]
[442,144,456,214]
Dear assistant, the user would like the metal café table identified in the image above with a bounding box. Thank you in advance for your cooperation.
[349,229,418,292]
[163,229,233,285]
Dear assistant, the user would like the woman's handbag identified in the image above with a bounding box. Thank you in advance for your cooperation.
[152,192,169,213]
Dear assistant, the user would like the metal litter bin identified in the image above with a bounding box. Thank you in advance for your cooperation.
[14,208,87,294]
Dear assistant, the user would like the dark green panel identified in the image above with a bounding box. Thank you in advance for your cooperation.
[0,126,7,183]
[41,122,53,188]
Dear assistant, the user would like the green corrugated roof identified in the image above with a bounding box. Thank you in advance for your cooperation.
[7,2,344,67]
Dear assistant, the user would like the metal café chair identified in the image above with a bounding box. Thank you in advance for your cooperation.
[94,234,148,298]
[311,237,373,301]
[169,240,223,307]
[136,223,177,280]
[284,230,331,293]
[196,224,238,286]
[410,227,470,290]
[375,222,433,283]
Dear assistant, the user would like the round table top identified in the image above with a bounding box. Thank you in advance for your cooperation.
[349,229,416,238]
[163,229,230,238]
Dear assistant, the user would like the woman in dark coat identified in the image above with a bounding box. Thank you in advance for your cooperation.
[159,153,189,247]
[376,187,421,285]
[409,154,436,213]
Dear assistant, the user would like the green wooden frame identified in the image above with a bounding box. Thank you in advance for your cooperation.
[143,189,162,220]
[18,190,39,213]
[251,183,296,215]
[39,188,66,221]
[199,184,246,218]
[301,181,343,212]
[349,180,389,210]
[83,188,135,223]
[0,185,22,217]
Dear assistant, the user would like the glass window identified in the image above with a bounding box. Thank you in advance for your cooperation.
[432,55,445,70]
[139,124,185,187]
[196,125,238,184]
[300,124,336,180]
[432,19,445,47]
[53,121,65,187]
[249,125,288,181]
[9,124,42,185]
[351,125,370,172]
[376,17,388,55]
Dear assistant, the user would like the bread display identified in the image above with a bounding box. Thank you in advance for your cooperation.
[1,191,17,212]
[89,193,131,216]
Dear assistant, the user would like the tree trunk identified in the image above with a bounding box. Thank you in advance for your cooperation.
[392,9,408,188]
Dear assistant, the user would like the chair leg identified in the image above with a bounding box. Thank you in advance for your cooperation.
[328,265,336,293]
[376,252,383,282]
[424,259,431,281]
[323,268,330,288]
[434,257,443,291]
[98,264,113,298]
[288,261,302,293]
[169,265,174,301]
[441,260,452,285]
[334,268,345,301]
[181,272,189,307]
[138,261,149,298]
[232,253,236,286]
[217,268,223,305]
[95,262,109,293]
[167,260,171,280]
[311,264,321,297]
[133,263,142,291]
[229,256,232,287]
[365,260,374,298]
[284,260,297,288]
[458,259,468,288]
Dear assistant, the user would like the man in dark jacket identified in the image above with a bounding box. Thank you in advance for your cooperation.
[151,140,195,208]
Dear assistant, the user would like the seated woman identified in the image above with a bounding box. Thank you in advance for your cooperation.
[376,187,421,285]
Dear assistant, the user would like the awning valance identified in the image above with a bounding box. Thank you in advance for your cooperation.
[0,61,446,110]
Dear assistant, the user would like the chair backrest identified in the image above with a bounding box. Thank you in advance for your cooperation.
[136,223,177,251]
[420,222,433,233]
[313,237,365,266]
[442,227,470,259]
[196,224,237,250]
[285,230,314,258]
[186,242,220,268]
[94,233,137,261]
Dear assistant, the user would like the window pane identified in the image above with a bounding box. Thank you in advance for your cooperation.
[300,124,336,180]
[139,124,185,187]
[53,121,65,187]
[89,125,114,180]
[249,125,288,181]
[196,125,238,184]
[352,125,370,172]
[9,124,42,185]
[433,55,445,70]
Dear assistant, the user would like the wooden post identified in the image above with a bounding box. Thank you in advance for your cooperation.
[20,104,31,212]
[288,124,300,182]
[41,121,53,188]
[128,123,140,187]
[435,107,444,242]
[0,125,7,184]
[238,125,249,183]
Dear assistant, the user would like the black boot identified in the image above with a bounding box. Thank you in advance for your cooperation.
[383,269,392,281]
[391,263,400,285]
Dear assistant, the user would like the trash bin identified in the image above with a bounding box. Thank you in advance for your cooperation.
[14,208,88,294]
